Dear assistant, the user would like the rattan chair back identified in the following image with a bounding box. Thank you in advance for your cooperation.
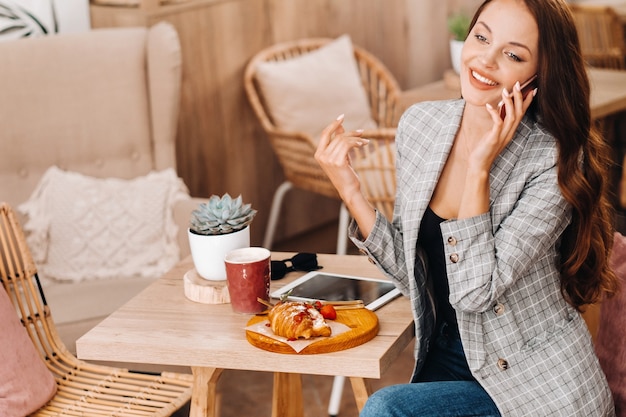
[244,38,401,200]
[350,136,396,221]
[0,202,193,417]
[570,4,626,70]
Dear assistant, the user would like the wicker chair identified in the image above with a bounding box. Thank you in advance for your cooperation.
[244,37,400,255]
[570,4,626,70]
[245,38,399,416]
[0,203,193,417]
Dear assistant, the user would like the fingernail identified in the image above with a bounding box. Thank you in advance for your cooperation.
[514,81,521,91]
[486,103,494,110]
[356,129,364,134]
[357,139,370,146]
[532,88,538,97]
[337,114,345,121]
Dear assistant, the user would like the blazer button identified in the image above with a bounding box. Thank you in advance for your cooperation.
[497,358,509,370]
[449,253,459,263]
[447,236,457,246]
[493,302,505,316]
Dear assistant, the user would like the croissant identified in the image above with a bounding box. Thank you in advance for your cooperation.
[268,301,332,340]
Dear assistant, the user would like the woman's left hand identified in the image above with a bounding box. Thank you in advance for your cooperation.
[457,81,537,219]
[474,81,537,170]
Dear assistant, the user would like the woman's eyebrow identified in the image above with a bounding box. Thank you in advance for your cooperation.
[476,20,532,53]
[509,41,532,53]
[476,21,491,33]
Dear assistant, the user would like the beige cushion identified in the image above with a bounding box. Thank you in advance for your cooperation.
[0,285,56,416]
[254,34,377,142]
[0,23,181,209]
[18,167,189,283]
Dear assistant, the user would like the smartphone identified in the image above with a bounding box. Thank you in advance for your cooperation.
[499,74,538,119]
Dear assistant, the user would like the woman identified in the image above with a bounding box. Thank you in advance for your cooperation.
[314,0,619,415]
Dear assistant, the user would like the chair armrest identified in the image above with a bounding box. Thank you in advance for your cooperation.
[173,197,208,259]
[396,80,461,119]
[360,127,396,140]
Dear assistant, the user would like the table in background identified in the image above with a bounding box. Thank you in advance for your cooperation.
[76,253,415,417]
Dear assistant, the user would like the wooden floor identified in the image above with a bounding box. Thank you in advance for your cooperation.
[175,220,416,417]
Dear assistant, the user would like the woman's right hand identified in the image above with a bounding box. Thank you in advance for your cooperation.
[315,114,377,238]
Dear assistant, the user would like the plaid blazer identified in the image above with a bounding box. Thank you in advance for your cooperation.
[350,100,615,416]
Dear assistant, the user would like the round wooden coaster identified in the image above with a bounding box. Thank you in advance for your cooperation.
[246,309,379,354]
[183,269,230,304]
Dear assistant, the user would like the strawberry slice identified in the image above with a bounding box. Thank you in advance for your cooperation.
[319,304,337,320]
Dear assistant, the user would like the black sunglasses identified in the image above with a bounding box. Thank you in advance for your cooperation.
[270,252,322,280]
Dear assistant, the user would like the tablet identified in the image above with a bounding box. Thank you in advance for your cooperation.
[270,271,401,311]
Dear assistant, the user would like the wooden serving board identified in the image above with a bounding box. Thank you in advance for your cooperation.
[246,309,379,354]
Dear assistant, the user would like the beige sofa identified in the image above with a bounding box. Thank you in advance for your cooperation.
[0,22,203,353]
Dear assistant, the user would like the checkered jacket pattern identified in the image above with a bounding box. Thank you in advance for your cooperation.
[349,99,615,416]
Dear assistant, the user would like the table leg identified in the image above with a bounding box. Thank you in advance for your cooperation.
[349,377,373,412]
[190,367,223,417]
[271,372,304,417]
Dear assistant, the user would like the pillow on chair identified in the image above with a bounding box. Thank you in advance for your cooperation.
[0,285,57,416]
[254,34,377,142]
[595,231,626,415]
[18,167,189,282]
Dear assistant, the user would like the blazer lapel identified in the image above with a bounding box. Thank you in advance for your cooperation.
[403,101,463,270]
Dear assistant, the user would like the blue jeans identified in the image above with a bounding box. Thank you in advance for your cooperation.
[360,322,501,417]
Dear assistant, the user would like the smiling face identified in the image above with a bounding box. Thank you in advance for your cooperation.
[460,0,539,109]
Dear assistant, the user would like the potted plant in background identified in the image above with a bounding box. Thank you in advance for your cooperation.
[188,193,257,281]
[447,11,471,74]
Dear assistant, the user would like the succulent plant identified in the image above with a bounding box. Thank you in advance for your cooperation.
[190,193,257,235]
[447,12,471,42]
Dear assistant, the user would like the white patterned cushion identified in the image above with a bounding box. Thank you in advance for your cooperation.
[254,34,377,142]
[18,167,189,282]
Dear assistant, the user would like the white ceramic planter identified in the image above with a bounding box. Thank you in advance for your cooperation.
[449,39,464,74]
[188,226,250,281]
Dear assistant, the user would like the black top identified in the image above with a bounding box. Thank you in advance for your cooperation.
[417,206,458,332]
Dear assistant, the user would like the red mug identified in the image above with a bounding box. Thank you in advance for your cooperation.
[224,247,271,314]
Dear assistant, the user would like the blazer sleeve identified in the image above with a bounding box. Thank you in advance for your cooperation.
[348,107,418,297]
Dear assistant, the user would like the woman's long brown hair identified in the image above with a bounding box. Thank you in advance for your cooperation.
[469,0,619,310]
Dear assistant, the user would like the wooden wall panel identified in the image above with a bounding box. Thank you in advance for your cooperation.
[90,0,480,247]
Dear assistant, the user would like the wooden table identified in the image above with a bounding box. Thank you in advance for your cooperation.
[76,253,415,417]
[588,68,626,119]
[399,67,626,121]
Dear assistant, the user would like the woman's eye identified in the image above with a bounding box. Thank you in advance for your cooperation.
[506,51,522,62]
[474,34,488,43]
